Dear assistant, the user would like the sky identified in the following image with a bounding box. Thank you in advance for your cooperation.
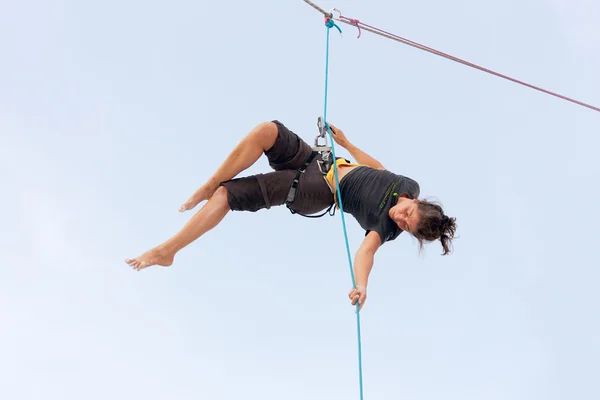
[1,0,599,399]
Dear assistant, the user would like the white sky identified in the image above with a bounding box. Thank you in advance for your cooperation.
[1,1,599,399]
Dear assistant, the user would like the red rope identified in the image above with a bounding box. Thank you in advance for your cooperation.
[337,15,600,113]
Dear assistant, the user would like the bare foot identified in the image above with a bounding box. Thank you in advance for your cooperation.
[179,184,218,212]
[125,246,175,271]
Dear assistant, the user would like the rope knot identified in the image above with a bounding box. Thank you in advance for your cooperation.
[324,17,342,34]
[345,18,362,38]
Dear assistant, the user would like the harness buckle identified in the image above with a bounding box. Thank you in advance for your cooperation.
[317,152,332,175]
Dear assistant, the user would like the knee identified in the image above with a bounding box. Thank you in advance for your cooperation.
[252,121,278,150]
[213,185,230,207]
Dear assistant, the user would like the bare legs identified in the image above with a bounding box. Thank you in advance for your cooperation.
[125,121,279,271]
[178,121,279,212]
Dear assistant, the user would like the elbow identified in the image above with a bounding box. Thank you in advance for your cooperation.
[357,245,377,260]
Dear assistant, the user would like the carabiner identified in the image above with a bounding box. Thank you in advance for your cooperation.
[329,8,342,19]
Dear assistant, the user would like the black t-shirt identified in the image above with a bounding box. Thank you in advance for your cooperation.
[338,166,421,244]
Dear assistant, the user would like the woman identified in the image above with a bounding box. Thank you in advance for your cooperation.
[125,120,457,309]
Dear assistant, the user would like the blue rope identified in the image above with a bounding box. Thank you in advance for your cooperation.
[322,18,364,400]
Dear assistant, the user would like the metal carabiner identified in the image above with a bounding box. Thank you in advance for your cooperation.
[314,116,329,147]
[313,116,333,174]
[329,8,342,19]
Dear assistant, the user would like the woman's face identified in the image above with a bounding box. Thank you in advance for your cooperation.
[389,196,421,233]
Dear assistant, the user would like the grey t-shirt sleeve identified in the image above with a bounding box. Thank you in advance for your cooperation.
[366,218,402,244]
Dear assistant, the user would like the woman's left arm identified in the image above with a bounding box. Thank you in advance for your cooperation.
[329,124,385,170]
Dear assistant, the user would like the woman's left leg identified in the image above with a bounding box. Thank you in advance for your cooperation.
[125,186,231,271]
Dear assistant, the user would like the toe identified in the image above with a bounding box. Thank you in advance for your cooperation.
[136,261,148,271]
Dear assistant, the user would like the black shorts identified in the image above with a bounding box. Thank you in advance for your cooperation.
[220,120,334,215]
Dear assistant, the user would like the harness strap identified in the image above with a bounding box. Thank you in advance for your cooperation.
[293,202,336,218]
[285,151,317,207]
[256,174,272,209]
[285,151,337,218]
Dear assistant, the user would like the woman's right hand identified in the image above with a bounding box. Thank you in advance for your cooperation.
[328,123,350,148]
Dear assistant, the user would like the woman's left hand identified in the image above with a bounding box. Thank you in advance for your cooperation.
[348,284,367,311]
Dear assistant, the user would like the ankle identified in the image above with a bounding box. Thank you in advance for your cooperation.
[158,243,177,258]
[203,180,222,196]
[201,178,216,189]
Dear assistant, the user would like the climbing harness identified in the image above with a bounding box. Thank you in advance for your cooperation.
[284,153,336,219]
[284,117,337,218]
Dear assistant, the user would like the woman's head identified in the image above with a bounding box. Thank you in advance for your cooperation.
[390,196,457,255]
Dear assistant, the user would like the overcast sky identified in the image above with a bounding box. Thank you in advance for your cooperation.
[1,1,599,399]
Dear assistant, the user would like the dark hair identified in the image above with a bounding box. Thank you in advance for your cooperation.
[414,199,457,255]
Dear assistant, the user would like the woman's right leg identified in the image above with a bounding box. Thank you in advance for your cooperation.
[179,121,279,212]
